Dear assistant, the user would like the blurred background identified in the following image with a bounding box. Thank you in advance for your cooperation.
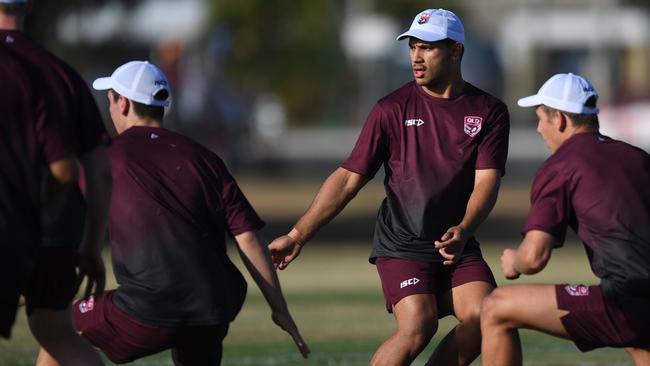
[28,0,650,170]
[6,1,649,364]
[23,0,650,252]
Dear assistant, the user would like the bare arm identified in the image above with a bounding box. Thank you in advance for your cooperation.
[500,230,556,279]
[76,145,112,298]
[47,156,79,194]
[235,231,310,358]
[435,169,501,265]
[268,167,368,269]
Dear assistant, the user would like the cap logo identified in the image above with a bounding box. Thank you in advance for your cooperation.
[463,116,482,137]
[417,12,432,24]
[154,79,168,86]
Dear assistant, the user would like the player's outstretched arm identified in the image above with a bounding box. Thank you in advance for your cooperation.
[235,231,310,359]
[501,230,556,279]
[269,167,368,270]
[76,145,112,299]
[436,168,501,265]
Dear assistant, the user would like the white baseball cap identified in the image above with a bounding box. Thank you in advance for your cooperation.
[518,73,599,114]
[397,8,464,43]
[93,61,171,107]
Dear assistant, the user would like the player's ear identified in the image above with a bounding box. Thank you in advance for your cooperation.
[556,111,568,132]
[450,42,463,62]
[118,96,130,116]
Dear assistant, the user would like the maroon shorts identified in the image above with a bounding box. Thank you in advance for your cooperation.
[73,291,229,364]
[0,249,25,339]
[376,254,496,314]
[556,284,650,351]
[23,247,78,314]
[1,246,77,338]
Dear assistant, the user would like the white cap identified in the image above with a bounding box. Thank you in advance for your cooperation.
[0,0,28,3]
[397,8,464,43]
[93,61,171,107]
[518,73,599,114]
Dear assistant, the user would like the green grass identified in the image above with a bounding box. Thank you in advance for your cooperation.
[0,243,633,365]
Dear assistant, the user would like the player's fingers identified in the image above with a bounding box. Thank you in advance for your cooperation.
[96,273,106,296]
[83,277,94,300]
[287,328,310,358]
[438,248,457,266]
[74,271,84,293]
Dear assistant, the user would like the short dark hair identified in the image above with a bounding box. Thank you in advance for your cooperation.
[110,89,167,121]
[441,38,464,60]
[541,96,599,129]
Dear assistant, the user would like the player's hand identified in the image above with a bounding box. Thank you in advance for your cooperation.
[76,249,106,300]
[272,309,310,358]
[500,248,520,280]
[434,225,470,266]
[268,235,302,270]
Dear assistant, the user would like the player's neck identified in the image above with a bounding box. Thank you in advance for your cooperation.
[420,76,465,99]
[132,118,162,129]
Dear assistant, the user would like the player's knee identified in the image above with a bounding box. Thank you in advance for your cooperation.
[480,289,509,328]
[399,318,438,351]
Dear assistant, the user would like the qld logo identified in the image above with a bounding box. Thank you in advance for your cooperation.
[463,116,483,137]
[565,284,590,297]
[418,12,432,24]
[78,296,95,314]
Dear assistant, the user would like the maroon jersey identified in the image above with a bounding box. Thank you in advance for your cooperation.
[524,133,650,302]
[1,30,108,247]
[0,44,73,248]
[1,31,106,155]
[342,81,510,263]
[108,127,264,327]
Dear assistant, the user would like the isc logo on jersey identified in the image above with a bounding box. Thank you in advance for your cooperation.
[400,277,420,289]
[405,119,424,127]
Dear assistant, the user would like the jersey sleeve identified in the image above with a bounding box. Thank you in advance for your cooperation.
[217,161,265,237]
[340,103,388,179]
[522,166,569,247]
[475,102,509,176]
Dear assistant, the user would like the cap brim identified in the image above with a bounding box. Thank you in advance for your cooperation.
[396,29,446,42]
[517,95,543,108]
[92,77,113,91]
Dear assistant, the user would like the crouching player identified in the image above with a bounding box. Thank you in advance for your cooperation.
[480,73,650,365]
[37,61,309,365]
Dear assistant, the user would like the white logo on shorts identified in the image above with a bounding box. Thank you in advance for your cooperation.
[405,119,424,127]
[564,284,590,297]
[400,277,420,289]
[78,296,95,314]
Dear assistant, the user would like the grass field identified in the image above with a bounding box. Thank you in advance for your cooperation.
[0,244,634,365]
[0,181,635,365]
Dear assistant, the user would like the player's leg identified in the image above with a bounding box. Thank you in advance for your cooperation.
[27,247,104,366]
[29,306,104,366]
[427,280,493,366]
[372,257,440,365]
[625,347,650,366]
[425,254,496,366]
[480,284,569,366]
[371,293,438,366]
[171,324,229,366]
